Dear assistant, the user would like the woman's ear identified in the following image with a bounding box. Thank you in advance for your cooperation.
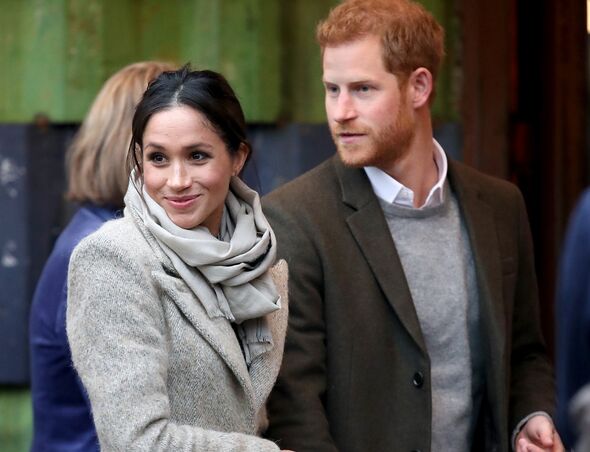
[134,143,144,175]
[232,142,250,176]
[408,67,433,108]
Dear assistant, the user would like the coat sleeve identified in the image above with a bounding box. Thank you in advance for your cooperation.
[263,198,339,452]
[555,190,590,448]
[508,189,556,434]
[66,234,280,452]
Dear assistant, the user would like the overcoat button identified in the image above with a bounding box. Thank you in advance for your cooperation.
[412,371,424,388]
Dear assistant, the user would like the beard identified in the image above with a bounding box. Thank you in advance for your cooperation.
[331,101,415,169]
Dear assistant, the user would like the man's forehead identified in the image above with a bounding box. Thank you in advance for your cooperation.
[322,37,386,71]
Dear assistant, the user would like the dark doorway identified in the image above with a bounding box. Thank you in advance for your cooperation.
[461,0,588,358]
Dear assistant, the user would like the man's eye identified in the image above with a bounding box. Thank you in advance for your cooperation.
[325,85,339,95]
[357,85,371,93]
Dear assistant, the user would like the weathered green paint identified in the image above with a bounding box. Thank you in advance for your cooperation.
[0,388,32,452]
[0,0,284,122]
[102,0,140,76]
[218,0,281,121]
[177,0,282,121]
[0,1,25,121]
[138,0,183,63]
[179,0,222,68]
[281,0,339,123]
[0,0,458,123]
[64,0,106,121]
[420,0,460,121]
[20,0,68,122]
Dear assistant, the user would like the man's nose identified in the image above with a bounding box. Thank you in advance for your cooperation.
[332,93,357,123]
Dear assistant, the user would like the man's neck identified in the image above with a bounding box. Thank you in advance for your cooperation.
[383,135,439,208]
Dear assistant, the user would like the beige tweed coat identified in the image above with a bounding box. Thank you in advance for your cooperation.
[66,210,288,452]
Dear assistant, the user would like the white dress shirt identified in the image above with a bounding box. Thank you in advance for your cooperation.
[364,139,447,209]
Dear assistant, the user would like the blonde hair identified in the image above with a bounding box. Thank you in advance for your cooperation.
[317,0,445,87]
[66,61,175,207]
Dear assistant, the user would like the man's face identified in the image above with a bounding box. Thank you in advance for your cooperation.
[323,35,415,171]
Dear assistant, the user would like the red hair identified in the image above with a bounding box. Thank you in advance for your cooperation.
[317,0,445,85]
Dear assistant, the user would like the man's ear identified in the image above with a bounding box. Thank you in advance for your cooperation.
[408,67,433,108]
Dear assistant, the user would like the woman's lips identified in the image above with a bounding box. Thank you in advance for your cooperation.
[164,194,199,209]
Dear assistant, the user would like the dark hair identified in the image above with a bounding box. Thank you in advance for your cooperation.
[128,65,251,176]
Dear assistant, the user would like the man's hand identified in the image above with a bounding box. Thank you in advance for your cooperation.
[515,415,564,452]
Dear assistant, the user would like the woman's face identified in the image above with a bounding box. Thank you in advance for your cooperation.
[142,105,248,235]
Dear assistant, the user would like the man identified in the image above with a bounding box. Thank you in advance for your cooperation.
[263,1,563,451]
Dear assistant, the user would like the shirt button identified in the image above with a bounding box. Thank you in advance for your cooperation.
[412,372,424,388]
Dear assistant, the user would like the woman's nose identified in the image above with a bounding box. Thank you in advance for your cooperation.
[168,162,191,190]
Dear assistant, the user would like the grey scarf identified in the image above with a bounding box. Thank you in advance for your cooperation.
[124,173,280,365]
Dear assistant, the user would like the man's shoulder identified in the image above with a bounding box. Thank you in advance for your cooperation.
[450,159,522,200]
[264,156,341,208]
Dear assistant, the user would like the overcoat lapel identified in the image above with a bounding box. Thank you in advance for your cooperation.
[249,260,290,408]
[131,210,258,406]
[447,161,506,360]
[128,209,254,405]
[152,267,255,399]
[448,161,506,436]
[335,158,427,354]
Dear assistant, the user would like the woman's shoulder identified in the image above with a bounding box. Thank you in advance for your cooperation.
[269,259,288,296]
[72,215,150,264]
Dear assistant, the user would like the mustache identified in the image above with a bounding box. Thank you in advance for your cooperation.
[331,126,370,135]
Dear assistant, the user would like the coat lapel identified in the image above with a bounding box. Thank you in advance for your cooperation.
[130,212,256,400]
[335,158,427,354]
[151,265,255,402]
[335,157,508,363]
[248,260,290,408]
[448,161,506,376]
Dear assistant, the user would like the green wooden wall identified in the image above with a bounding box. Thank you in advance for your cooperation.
[0,0,457,124]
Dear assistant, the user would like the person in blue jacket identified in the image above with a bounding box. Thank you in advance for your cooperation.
[555,188,590,449]
[29,61,173,452]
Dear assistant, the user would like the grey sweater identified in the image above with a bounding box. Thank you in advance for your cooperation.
[380,188,484,451]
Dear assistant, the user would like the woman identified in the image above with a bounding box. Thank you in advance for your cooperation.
[29,61,173,452]
[66,66,291,451]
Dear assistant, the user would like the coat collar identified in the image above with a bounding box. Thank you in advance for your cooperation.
[335,156,506,358]
[126,208,287,414]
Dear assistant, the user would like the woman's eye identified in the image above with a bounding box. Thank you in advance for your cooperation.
[190,152,208,162]
[147,152,166,164]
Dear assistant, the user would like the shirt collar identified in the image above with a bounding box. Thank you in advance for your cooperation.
[363,139,448,209]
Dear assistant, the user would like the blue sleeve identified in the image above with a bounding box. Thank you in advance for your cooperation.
[29,207,105,452]
[555,189,590,448]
